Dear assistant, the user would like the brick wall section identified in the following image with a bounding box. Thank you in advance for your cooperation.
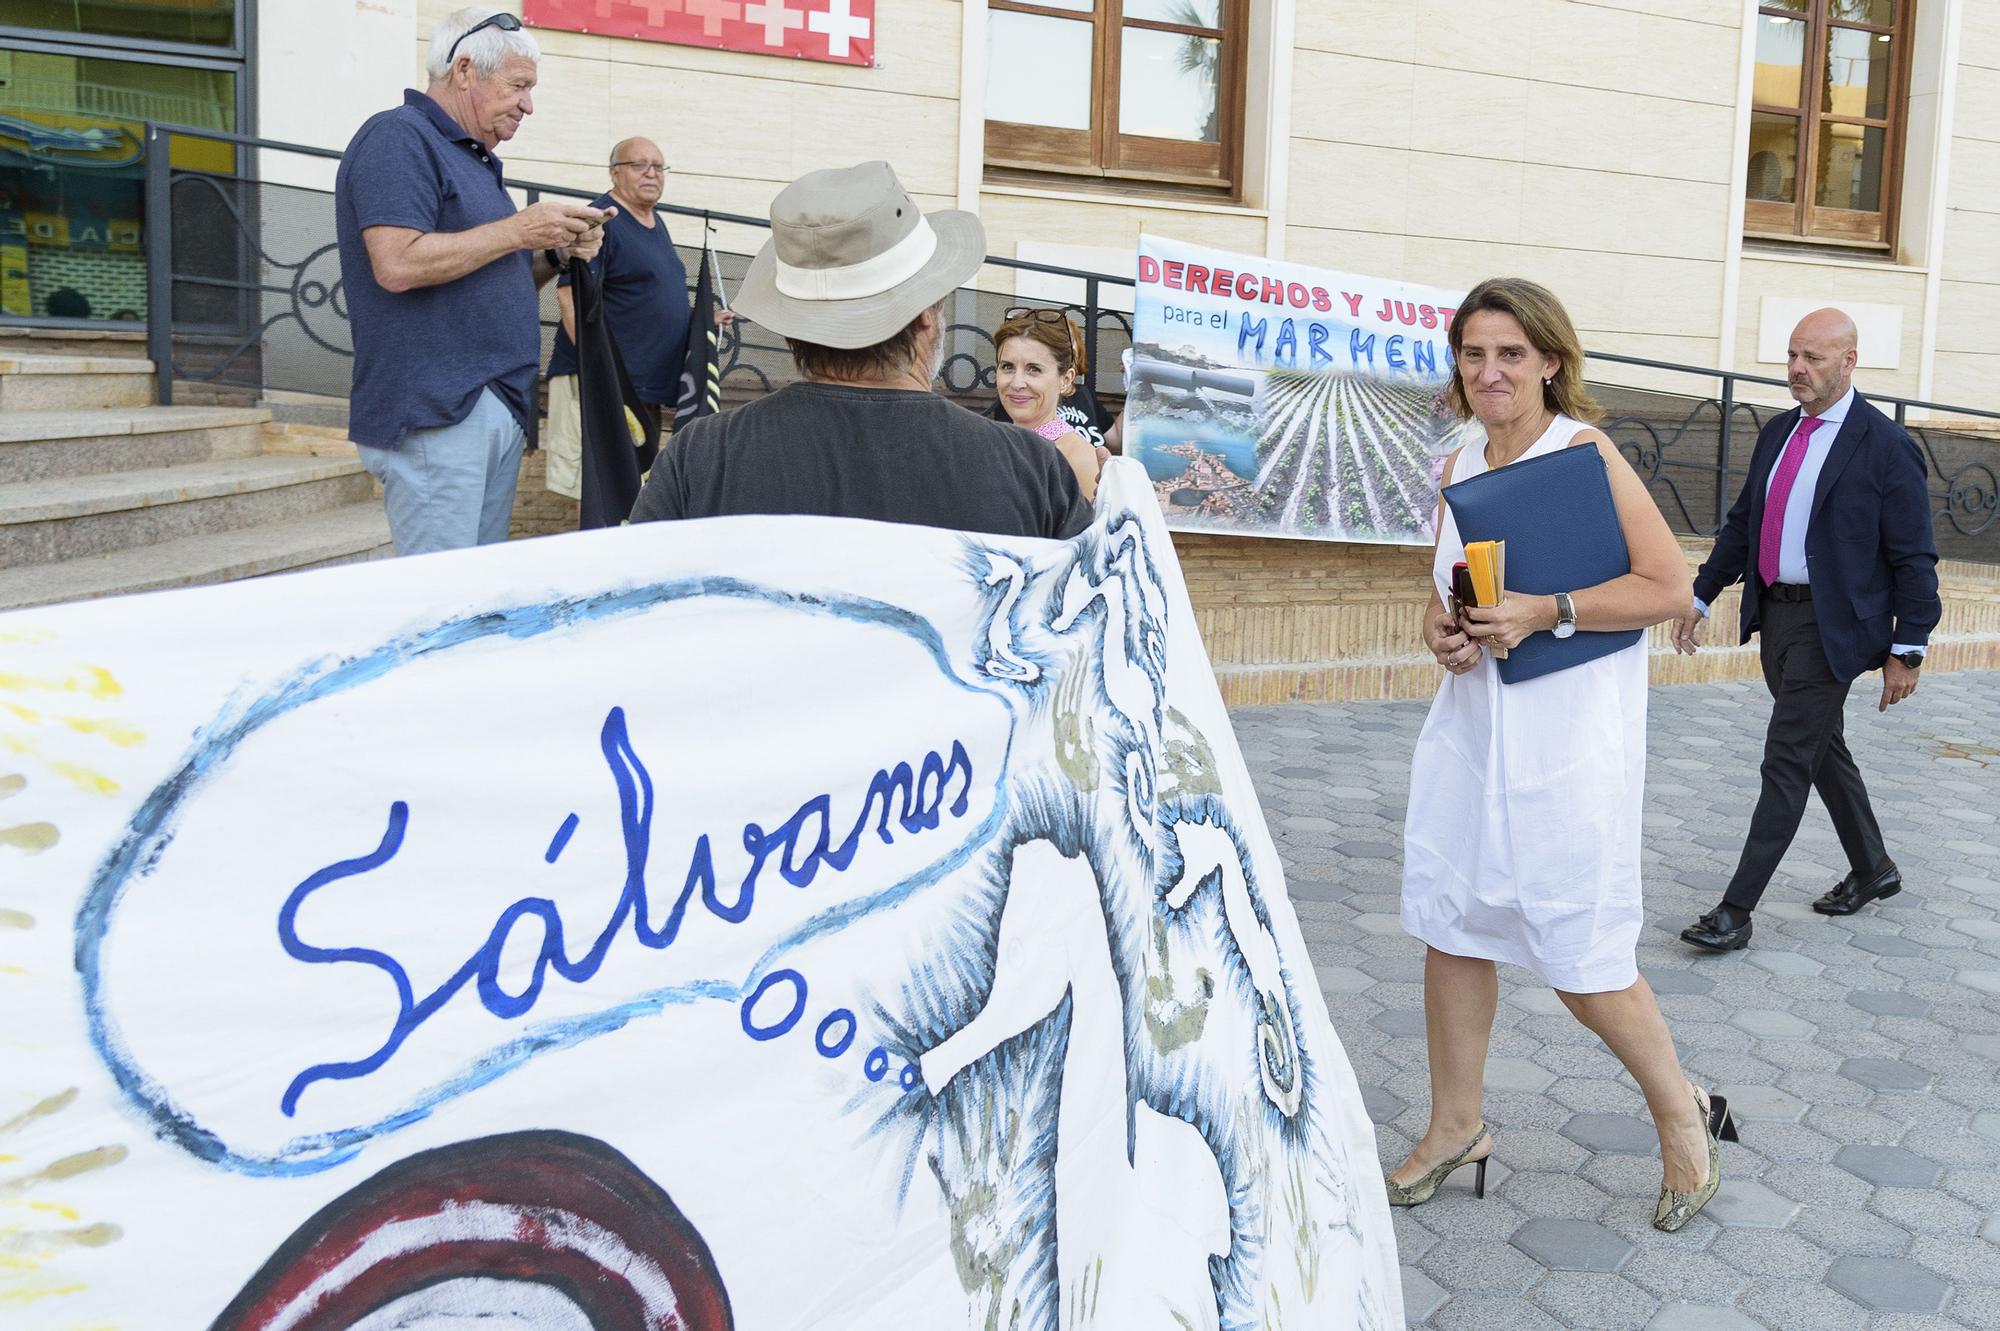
[25,249,147,321]
[1174,531,2000,706]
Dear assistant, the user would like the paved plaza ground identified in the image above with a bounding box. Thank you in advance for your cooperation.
[1233,668,2000,1330]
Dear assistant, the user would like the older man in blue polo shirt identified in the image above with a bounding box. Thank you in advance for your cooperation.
[335,6,608,556]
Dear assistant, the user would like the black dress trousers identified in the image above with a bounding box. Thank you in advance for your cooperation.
[1721,586,1888,911]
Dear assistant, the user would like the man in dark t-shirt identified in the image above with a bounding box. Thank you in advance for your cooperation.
[629,162,1088,542]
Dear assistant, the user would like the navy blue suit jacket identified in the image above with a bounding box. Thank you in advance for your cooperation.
[1692,392,1940,684]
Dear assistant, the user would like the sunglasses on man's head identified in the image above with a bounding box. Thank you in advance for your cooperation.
[445,11,522,67]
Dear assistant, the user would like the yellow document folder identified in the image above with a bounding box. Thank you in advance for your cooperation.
[1463,539,1507,659]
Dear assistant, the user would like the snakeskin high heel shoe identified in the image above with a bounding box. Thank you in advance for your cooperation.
[1653,1086,1738,1233]
[1384,1123,1491,1207]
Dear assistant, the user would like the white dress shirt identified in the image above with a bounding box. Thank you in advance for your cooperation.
[1696,387,1923,656]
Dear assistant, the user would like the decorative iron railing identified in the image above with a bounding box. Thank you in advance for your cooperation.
[139,122,1998,560]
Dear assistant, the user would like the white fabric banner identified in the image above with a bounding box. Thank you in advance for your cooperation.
[0,462,1401,1330]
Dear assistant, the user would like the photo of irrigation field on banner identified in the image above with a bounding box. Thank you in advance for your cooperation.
[1126,235,1477,544]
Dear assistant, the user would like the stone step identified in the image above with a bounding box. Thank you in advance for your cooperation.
[0,502,392,610]
[0,455,376,569]
[0,406,269,484]
[0,353,155,410]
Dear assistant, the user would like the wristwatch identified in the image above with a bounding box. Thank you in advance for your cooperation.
[1894,650,1924,670]
[1552,592,1577,640]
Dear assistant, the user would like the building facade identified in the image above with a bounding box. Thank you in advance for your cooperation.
[4,1,1996,412]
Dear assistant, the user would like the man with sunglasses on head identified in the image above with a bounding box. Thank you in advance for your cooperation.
[336,6,610,556]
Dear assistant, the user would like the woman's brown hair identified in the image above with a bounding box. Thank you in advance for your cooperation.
[994,309,1086,381]
[1444,277,1603,424]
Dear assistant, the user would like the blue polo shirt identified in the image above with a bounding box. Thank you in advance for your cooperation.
[546,194,690,406]
[335,90,538,448]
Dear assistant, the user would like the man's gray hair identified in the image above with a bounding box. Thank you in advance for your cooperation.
[426,6,540,82]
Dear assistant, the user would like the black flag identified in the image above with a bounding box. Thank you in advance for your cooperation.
[675,239,723,428]
[571,255,661,529]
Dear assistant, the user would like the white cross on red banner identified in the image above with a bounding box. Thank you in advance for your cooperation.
[526,0,875,67]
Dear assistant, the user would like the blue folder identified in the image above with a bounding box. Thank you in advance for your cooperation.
[1441,442,1642,684]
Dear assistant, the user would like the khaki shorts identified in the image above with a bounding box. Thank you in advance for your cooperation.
[543,374,655,501]
[544,373,583,500]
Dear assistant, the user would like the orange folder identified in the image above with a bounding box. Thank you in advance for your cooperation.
[1463,539,1508,659]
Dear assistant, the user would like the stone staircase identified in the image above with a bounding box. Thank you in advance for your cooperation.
[0,352,391,611]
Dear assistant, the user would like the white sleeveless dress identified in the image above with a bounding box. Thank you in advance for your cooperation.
[1400,414,1648,994]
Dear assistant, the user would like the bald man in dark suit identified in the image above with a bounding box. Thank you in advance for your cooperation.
[1673,308,1941,954]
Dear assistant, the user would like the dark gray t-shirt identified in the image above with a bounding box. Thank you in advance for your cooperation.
[629,382,1092,540]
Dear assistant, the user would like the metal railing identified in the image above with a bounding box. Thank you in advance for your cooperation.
[138,122,1996,558]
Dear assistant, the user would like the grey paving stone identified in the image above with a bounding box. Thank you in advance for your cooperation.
[1749,948,1825,977]
[1529,1272,1657,1331]
[1846,989,1931,1016]
[1645,1305,1765,1331]
[1835,1144,1944,1188]
[1484,1057,1557,1094]
[1641,967,1715,996]
[1352,911,1406,935]
[1718,1083,1808,1122]
[1401,1265,1447,1323]
[1506,986,1567,1014]
[1729,1007,1816,1039]
[1839,1055,1932,1091]
[1983,1210,2000,1244]
[1289,878,1350,903]
[1315,963,1373,994]
[1973,1111,2000,1145]
[1559,1112,1658,1155]
[1957,969,2000,995]
[1966,1032,2000,1061]
[1823,1255,1949,1313]
[1336,839,1400,860]
[1371,1007,1427,1038]
[1430,1293,1566,1331]
[1417,1238,1543,1294]
[1510,1217,1634,1272]
[1850,933,1927,957]
[1359,1084,1405,1125]
[1702,1178,1800,1229]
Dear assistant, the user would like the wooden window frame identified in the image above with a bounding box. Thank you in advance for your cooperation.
[1746,0,1913,250]
[984,0,1245,198]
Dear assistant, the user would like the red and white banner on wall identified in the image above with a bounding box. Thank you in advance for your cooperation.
[524,0,876,67]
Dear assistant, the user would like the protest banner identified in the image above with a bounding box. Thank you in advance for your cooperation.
[1126,234,1477,544]
[0,463,1401,1330]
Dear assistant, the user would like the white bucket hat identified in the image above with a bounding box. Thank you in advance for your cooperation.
[733,161,986,349]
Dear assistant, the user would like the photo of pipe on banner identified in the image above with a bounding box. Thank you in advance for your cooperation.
[0,461,1400,1330]
[1128,234,1479,545]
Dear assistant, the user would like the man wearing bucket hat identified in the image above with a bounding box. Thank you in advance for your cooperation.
[629,162,1091,540]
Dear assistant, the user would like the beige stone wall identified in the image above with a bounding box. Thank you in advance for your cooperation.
[1933,2,2000,409]
[1287,0,1743,388]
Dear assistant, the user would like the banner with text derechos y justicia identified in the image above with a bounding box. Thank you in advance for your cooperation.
[0,462,1401,1330]
[1128,234,1476,544]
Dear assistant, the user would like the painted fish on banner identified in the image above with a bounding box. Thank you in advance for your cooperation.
[525,0,876,68]
[1128,233,1481,545]
[0,461,1400,1330]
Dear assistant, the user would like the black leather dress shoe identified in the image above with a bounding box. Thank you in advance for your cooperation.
[1813,859,1903,915]
[1681,903,1754,952]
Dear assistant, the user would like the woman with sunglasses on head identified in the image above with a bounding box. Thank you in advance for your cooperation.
[989,307,1105,502]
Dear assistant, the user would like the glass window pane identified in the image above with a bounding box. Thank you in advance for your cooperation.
[1827,27,1893,119]
[1754,14,1805,108]
[1124,0,1222,27]
[1816,121,1886,211]
[0,46,234,321]
[2,0,237,48]
[1747,112,1800,202]
[1761,0,1807,10]
[1119,28,1220,142]
[1831,0,1893,24]
[986,12,1093,132]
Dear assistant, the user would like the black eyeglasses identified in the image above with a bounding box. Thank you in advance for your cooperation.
[444,11,522,67]
[1003,306,1074,325]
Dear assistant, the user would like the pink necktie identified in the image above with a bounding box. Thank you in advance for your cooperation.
[1759,415,1822,587]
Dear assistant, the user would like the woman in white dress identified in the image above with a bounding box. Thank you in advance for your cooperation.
[1385,279,1736,1233]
